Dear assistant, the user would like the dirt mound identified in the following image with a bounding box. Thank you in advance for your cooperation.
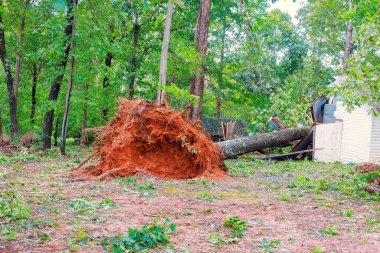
[78,99,227,180]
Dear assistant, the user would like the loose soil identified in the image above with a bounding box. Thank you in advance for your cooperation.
[77,99,226,180]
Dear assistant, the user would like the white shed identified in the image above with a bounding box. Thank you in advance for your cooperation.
[335,102,380,163]
[313,76,380,164]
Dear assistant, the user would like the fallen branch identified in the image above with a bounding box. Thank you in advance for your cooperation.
[72,151,99,171]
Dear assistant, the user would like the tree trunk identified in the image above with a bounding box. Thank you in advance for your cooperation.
[102,52,112,122]
[60,0,77,155]
[54,112,59,147]
[0,9,19,139]
[217,127,310,159]
[189,0,211,122]
[216,2,226,119]
[80,73,90,147]
[157,1,174,106]
[42,0,74,150]
[30,63,37,125]
[13,0,29,97]
[128,13,140,100]
[342,0,353,72]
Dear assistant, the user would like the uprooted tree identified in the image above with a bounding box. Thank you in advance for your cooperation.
[74,99,309,180]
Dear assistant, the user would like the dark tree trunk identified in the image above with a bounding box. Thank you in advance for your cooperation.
[216,1,226,119]
[128,13,140,100]
[42,0,74,150]
[60,0,77,155]
[342,0,353,72]
[30,63,37,125]
[189,0,211,122]
[14,0,29,97]
[102,52,113,122]
[0,9,19,139]
[217,127,310,159]
[54,112,60,147]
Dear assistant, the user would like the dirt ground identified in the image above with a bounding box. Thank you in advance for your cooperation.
[0,148,379,253]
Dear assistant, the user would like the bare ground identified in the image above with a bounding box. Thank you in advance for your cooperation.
[0,149,379,253]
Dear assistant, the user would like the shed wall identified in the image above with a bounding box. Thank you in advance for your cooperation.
[370,114,380,162]
[335,102,372,163]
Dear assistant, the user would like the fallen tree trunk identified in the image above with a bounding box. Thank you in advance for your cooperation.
[217,127,310,159]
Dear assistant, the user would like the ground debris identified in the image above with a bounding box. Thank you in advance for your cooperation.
[76,99,227,180]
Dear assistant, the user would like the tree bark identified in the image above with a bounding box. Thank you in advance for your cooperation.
[157,1,174,106]
[13,0,30,97]
[128,13,140,100]
[60,0,77,155]
[102,52,112,122]
[217,127,310,159]
[30,63,37,125]
[54,112,59,147]
[42,0,74,150]
[342,0,353,72]
[0,8,19,139]
[189,0,211,122]
[216,1,226,119]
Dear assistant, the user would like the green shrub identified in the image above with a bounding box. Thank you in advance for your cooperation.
[0,190,30,221]
[106,219,176,253]
[223,216,247,238]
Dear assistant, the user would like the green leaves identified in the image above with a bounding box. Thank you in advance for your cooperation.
[106,219,176,252]
[0,190,30,221]
[223,216,248,238]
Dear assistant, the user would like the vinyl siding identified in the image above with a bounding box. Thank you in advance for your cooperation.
[335,102,372,163]
[370,114,380,162]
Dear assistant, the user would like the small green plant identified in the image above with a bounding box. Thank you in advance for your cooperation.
[278,193,291,201]
[36,232,51,243]
[341,209,354,217]
[99,198,117,209]
[208,233,238,245]
[201,208,212,214]
[69,198,97,215]
[310,245,325,253]
[117,176,137,186]
[135,182,156,191]
[258,238,281,253]
[106,219,176,253]
[197,191,223,202]
[317,226,338,237]
[0,190,30,220]
[223,216,247,238]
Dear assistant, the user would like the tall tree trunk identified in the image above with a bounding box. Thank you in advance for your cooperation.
[216,2,226,119]
[128,13,140,99]
[13,0,29,97]
[0,8,19,139]
[30,63,37,125]
[157,1,174,106]
[60,0,77,155]
[102,52,112,122]
[342,0,354,72]
[189,0,211,122]
[42,0,74,150]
